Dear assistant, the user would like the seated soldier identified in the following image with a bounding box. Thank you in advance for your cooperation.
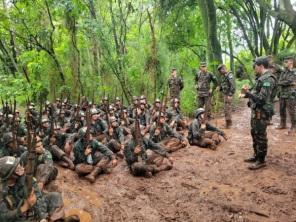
[119,109,133,136]
[0,156,79,222]
[124,126,173,178]
[150,112,187,153]
[43,124,75,170]
[90,108,108,143]
[132,101,151,135]
[188,108,228,150]
[150,99,162,123]
[73,127,117,183]
[21,135,58,191]
[106,116,125,157]
[167,98,187,131]
[0,132,27,158]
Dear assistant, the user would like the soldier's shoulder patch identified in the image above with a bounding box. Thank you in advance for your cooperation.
[263,81,271,87]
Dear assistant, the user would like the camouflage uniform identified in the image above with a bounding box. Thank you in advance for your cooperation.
[0,156,66,222]
[124,137,172,177]
[195,71,217,116]
[188,117,225,150]
[277,68,296,130]
[219,71,236,126]
[245,69,276,167]
[106,125,125,154]
[73,137,115,182]
[149,122,185,153]
[168,76,184,100]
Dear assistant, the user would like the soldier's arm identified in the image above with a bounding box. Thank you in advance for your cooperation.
[100,120,109,134]
[0,197,24,221]
[32,179,48,220]
[246,78,276,105]
[149,124,159,143]
[206,123,225,136]
[166,124,184,141]
[73,141,85,164]
[124,141,137,167]
[145,138,168,157]
[228,74,236,96]
[93,140,115,160]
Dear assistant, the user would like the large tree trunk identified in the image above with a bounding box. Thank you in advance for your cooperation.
[198,0,223,73]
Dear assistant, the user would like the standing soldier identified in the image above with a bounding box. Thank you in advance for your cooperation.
[241,56,277,170]
[168,68,184,101]
[195,62,218,118]
[276,56,296,135]
[217,64,236,128]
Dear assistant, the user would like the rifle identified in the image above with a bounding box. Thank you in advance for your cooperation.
[25,104,37,195]
[85,101,91,142]
[11,98,17,151]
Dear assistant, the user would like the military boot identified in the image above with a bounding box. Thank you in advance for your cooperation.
[276,120,287,129]
[244,156,257,163]
[61,156,75,170]
[248,154,266,170]
[85,167,102,183]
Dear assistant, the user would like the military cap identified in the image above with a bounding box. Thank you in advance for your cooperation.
[102,96,109,101]
[253,56,269,67]
[3,132,13,145]
[115,97,120,101]
[42,118,49,123]
[132,96,138,101]
[155,99,161,103]
[0,156,20,180]
[90,108,98,115]
[200,62,207,67]
[80,111,86,117]
[217,64,225,71]
[171,67,177,71]
[78,127,87,138]
[284,55,295,60]
[140,95,146,100]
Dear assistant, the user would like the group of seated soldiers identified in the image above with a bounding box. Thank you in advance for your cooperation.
[0,95,227,221]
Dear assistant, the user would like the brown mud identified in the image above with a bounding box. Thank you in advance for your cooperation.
[57,101,296,222]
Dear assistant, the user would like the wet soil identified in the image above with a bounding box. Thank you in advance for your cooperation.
[57,101,296,222]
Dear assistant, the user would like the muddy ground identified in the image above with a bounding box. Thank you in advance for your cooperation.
[56,101,296,222]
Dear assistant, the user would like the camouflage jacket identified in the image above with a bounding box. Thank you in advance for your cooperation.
[0,176,48,221]
[278,69,296,99]
[195,71,218,97]
[73,138,115,165]
[149,122,184,143]
[168,76,184,99]
[220,72,236,96]
[107,126,124,144]
[187,119,224,142]
[246,71,277,118]
[124,137,168,168]
[0,145,27,159]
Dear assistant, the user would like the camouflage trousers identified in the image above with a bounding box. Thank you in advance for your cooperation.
[279,98,296,129]
[107,139,122,153]
[36,163,58,185]
[75,155,110,176]
[223,95,232,121]
[130,151,172,177]
[250,117,267,161]
[189,131,221,150]
[198,96,212,117]
[160,137,185,153]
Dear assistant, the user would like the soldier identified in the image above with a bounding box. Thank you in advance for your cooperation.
[150,98,162,123]
[276,56,296,135]
[195,62,218,118]
[0,156,79,222]
[90,108,108,142]
[0,132,27,158]
[168,68,184,101]
[241,56,277,170]
[128,96,139,118]
[188,108,227,150]
[139,95,151,110]
[150,112,187,153]
[74,127,117,183]
[43,125,75,170]
[217,64,236,128]
[124,127,173,177]
[167,98,187,131]
[132,100,151,134]
[106,116,125,157]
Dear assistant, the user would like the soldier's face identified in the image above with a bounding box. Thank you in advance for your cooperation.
[254,64,262,75]
[155,102,160,108]
[160,117,165,124]
[14,164,25,177]
[200,66,207,72]
[172,70,177,77]
[43,122,49,128]
[92,114,98,121]
[283,59,294,69]
[35,141,45,154]
[219,67,227,74]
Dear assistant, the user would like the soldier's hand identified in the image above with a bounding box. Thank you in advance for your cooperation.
[49,137,56,145]
[109,127,113,135]
[111,159,118,167]
[84,146,92,156]
[134,145,141,154]
[21,189,37,213]
[168,156,174,164]
[155,129,160,136]
[201,124,206,129]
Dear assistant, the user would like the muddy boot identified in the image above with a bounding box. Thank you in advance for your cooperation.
[61,156,75,170]
[276,120,287,130]
[287,128,296,136]
[85,167,102,183]
[226,120,232,129]
[248,160,266,170]
[244,156,257,163]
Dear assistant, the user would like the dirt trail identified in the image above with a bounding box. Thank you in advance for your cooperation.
[57,101,296,222]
